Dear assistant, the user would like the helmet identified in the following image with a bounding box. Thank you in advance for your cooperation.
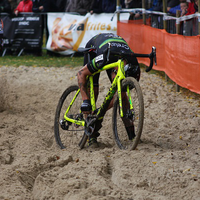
[124,63,140,81]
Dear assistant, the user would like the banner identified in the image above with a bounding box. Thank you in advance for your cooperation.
[0,18,3,49]
[46,13,129,55]
[118,21,200,94]
[2,14,43,49]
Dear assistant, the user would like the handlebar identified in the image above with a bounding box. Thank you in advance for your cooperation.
[78,44,157,72]
[104,44,157,72]
[145,46,157,72]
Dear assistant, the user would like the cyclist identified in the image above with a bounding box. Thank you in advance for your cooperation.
[77,33,140,147]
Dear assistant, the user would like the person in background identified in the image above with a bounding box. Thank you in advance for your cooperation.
[153,0,180,11]
[7,0,20,12]
[32,0,44,12]
[65,0,94,15]
[185,0,198,15]
[56,0,66,12]
[0,0,11,13]
[14,0,32,15]
[32,0,59,13]
[185,0,198,35]
[90,0,125,14]
[166,0,181,12]
[168,0,188,16]
[102,0,124,13]
[90,0,102,14]
[125,0,141,9]
[148,0,159,11]
[125,0,142,20]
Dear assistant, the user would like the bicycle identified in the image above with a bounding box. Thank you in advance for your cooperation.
[54,45,156,150]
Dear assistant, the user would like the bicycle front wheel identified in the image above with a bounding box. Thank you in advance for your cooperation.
[112,77,144,150]
[54,85,87,149]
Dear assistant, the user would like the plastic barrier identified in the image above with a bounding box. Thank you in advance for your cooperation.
[118,20,200,94]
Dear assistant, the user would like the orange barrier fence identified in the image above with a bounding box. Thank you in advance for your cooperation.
[118,21,200,94]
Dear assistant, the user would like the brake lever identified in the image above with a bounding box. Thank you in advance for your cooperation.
[152,46,157,65]
[145,46,156,72]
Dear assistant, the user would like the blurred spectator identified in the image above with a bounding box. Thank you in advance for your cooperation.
[65,0,94,15]
[168,0,188,16]
[102,0,124,13]
[32,0,59,12]
[125,0,141,9]
[153,0,180,11]
[167,0,180,12]
[185,0,198,35]
[90,0,124,14]
[56,0,66,12]
[90,0,102,14]
[32,0,44,12]
[185,0,198,15]
[14,0,33,15]
[8,0,20,12]
[148,0,159,11]
[126,0,142,20]
[0,0,12,13]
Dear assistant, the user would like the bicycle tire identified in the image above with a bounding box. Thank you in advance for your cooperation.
[112,77,144,150]
[54,85,88,149]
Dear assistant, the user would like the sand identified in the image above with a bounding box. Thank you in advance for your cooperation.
[0,65,200,200]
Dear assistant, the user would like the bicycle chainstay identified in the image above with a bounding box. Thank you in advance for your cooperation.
[84,115,97,136]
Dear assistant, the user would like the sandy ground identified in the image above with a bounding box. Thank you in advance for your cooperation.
[0,65,200,200]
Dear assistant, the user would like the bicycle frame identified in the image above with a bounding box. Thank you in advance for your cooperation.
[63,59,132,127]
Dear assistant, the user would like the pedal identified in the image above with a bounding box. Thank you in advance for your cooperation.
[59,119,69,130]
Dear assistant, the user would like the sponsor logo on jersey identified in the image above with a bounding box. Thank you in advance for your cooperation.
[111,43,129,50]
[95,54,104,62]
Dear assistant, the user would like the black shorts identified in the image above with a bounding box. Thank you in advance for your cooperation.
[83,35,138,87]
[87,54,118,74]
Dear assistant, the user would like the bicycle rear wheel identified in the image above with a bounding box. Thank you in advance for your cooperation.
[112,77,144,150]
[54,85,87,149]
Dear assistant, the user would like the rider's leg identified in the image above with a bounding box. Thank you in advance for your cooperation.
[77,64,101,146]
[93,73,100,102]
[106,67,118,110]
[77,64,92,101]
[121,94,136,140]
[89,74,102,140]
[77,65,93,112]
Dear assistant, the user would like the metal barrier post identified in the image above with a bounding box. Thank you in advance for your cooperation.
[117,0,120,21]
[142,0,146,25]
[163,0,167,30]
[175,10,181,92]
[162,0,168,81]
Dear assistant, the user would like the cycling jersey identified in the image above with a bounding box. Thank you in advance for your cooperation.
[84,33,139,86]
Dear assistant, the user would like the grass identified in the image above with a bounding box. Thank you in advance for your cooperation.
[0,50,84,68]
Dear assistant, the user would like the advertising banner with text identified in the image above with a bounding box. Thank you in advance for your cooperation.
[2,14,42,49]
[46,13,129,55]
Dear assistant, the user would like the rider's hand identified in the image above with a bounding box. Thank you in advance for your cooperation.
[81,100,92,113]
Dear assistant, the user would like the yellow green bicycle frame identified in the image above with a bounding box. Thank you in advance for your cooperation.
[63,59,133,126]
